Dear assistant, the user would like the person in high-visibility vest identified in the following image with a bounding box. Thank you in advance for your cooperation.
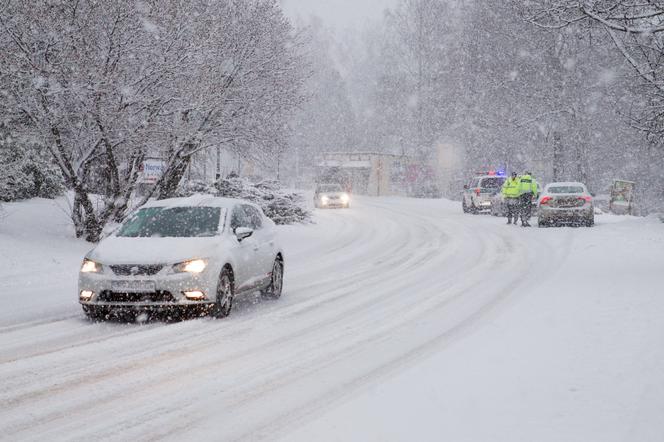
[517,171,538,227]
[501,172,520,225]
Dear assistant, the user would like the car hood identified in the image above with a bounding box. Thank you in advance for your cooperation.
[88,236,223,265]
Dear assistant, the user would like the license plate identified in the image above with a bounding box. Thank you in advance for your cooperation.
[111,280,156,293]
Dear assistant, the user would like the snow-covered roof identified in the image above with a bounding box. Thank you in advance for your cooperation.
[142,194,247,209]
[319,160,371,168]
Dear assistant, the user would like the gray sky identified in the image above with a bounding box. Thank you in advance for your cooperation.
[280,0,396,31]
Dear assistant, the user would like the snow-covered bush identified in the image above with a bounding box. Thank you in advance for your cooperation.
[0,166,30,202]
[177,178,311,225]
[0,129,64,202]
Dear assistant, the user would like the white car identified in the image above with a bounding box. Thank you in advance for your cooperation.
[78,196,284,320]
[538,182,594,227]
[314,183,351,209]
[462,175,505,213]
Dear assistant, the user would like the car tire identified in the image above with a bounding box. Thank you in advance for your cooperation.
[470,201,478,214]
[538,218,547,228]
[586,215,594,227]
[262,257,284,300]
[212,268,234,318]
[82,305,104,321]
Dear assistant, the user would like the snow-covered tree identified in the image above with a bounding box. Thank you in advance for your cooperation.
[284,18,357,184]
[338,0,651,197]
[0,0,305,241]
[519,0,664,208]
[362,0,458,160]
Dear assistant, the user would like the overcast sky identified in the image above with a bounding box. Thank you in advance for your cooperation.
[280,0,396,31]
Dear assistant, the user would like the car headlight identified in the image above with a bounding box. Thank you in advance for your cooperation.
[80,259,103,273]
[340,193,350,202]
[173,259,208,274]
[321,195,329,203]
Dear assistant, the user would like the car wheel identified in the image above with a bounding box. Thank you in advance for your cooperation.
[262,257,284,299]
[538,218,547,228]
[212,268,234,318]
[470,201,478,214]
[462,198,469,213]
[586,215,594,227]
[82,305,105,321]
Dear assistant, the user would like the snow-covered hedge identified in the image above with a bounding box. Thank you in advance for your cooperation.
[176,178,311,225]
[0,137,65,202]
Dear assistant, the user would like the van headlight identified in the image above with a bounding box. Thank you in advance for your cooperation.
[80,259,103,273]
[173,259,208,274]
[340,193,350,203]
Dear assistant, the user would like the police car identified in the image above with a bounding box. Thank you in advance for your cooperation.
[462,173,506,214]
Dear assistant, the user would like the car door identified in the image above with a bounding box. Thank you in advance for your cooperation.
[242,204,273,285]
[463,180,471,205]
[466,178,476,205]
[228,204,257,293]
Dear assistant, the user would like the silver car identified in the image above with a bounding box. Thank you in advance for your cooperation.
[78,196,284,320]
[538,182,594,227]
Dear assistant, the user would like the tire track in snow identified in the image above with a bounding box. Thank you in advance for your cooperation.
[0,197,571,441]
[0,199,467,436]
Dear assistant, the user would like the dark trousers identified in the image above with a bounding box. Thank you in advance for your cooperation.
[519,193,532,223]
[506,198,519,222]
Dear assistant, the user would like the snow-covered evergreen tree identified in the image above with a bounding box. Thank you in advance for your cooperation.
[0,123,64,202]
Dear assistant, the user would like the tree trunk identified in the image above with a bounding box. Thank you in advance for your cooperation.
[552,131,564,181]
[155,154,191,200]
[71,186,102,242]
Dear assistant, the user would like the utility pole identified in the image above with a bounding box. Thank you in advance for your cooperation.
[376,157,382,197]
[216,145,221,180]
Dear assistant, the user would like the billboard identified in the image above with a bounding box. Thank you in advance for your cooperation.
[609,179,635,215]
[139,158,165,184]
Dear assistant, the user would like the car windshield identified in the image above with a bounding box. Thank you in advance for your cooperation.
[480,177,505,188]
[548,186,585,194]
[117,206,222,238]
[318,184,343,193]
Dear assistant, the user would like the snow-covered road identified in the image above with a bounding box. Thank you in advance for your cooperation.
[1,196,663,441]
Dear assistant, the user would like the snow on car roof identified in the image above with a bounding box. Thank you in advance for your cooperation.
[142,194,251,209]
[546,181,587,187]
[474,175,505,179]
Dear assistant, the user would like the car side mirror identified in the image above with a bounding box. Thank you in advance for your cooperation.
[234,227,253,242]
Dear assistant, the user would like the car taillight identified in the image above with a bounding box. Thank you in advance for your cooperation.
[579,196,592,203]
[475,188,481,196]
[540,196,552,205]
